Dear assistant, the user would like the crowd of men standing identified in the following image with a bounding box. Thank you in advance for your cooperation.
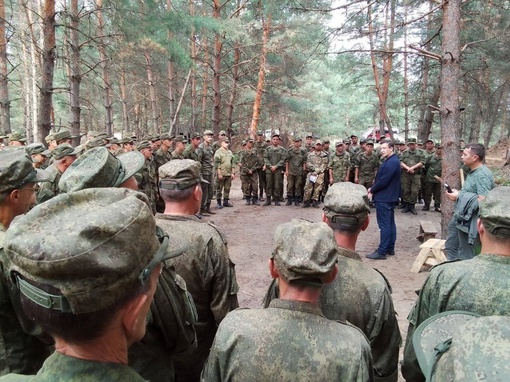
[0,127,506,382]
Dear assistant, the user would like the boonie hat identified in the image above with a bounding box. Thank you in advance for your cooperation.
[0,150,51,193]
[52,144,81,160]
[5,188,184,314]
[271,219,337,285]
[159,159,208,190]
[323,183,370,225]
[58,147,145,193]
[479,186,510,237]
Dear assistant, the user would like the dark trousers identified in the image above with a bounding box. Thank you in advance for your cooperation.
[257,169,266,197]
[286,174,304,197]
[200,174,214,209]
[241,174,258,197]
[376,201,397,255]
[445,217,477,261]
[423,182,441,207]
[266,170,283,198]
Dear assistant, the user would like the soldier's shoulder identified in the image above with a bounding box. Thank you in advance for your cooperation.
[0,374,32,382]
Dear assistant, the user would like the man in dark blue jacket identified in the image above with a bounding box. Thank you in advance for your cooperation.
[366,140,401,260]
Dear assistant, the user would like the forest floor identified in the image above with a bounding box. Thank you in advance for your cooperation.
[206,140,508,381]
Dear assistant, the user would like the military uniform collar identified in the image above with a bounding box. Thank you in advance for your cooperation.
[269,298,324,316]
[155,213,201,222]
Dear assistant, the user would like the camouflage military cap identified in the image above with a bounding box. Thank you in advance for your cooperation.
[246,138,254,143]
[106,137,119,144]
[323,182,370,225]
[159,159,208,190]
[222,137,230,143]
[203,130,214,136]
[4,188,183,314]
[407,138,417,144]
[479,186,510,237]
[335,139,344,146]
[25,143,51,157]
[272,132,280,138]
[366,139,375,146]
[315,140,322,145]
[305,133,313,138]
[0,135,7,139]
[323,139,330,144]
[350,134,358,138]
[190,132,201,140]
[426,139,434,144]
[271,219,337,285]
[160,133,174,141]
[413,310,481,381]
[150,135,161,142]
[53,130,75,142]
[219,130,227,136]
[432,316,510,382]
[59,147,145,193]
[7,131,28,142]
[417,141,423,145]
[257,131,263,136]
[0,150,51,193]
[51,143,81,160]
[345,140,351,145]
[87,130,99,138]
[174,136,188,144]
[95,132,109,140]
[435,143,442,149]
[360,138,366,144]
[293,136,302,142]
[137,140,151,150]
[85,137,106,150]
[241,141,246,146]
[44,133,55,143]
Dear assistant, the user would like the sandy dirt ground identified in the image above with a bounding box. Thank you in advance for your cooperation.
[206,178,438,381]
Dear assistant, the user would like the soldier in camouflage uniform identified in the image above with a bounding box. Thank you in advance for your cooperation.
[348,134,361,182]
[303,140,329,208]
[36,144,81,204]
[25,143,51,170]
[136,140,159,214]
[422,144,442,212]
[212,130,227,153]
[264,183,401,382]
[399,138,425,215]
[203,219,373,382]
[413,313,510,382]
[183,132,201,162]
[171,136,187,160]
[328,139,351,185]
[402,186,510,382]
[355,139,379,189]
[240,139,261,205]
[0,188,172,381]
[154,133,174,170]
[254,131,268,201]
[285,137,307,206]
[197,130,216,216]
[214,138,235,208]
[157,160,239,382]
[0,150,51,376]
[263,133,286,206]
[419,139,436,204]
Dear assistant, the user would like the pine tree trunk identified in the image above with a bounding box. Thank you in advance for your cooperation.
[249,15,270,137]
[69,0,81,146]
[119,66,130,134]
[439,0,461,237]
[144,52,159,133]
[226,42,240,134]
[201,37,209,129]
[37,0,56,142]
[0,0,11,134]
[212,0,222,134]
[96,0,113,135]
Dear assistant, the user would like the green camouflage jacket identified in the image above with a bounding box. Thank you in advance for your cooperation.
[202,299,374,382]
[240,149,261,175]
[197,144,214,176]
[329,152,351,182]
[424,155,442,183]
[36,164,61,204]
[286,147,307,176]
[306,150,329,174]
[356,152,379,181]
[214,148,234,176]
[400,149,425,173]
[154,149,171,170]
[263,146,286,172]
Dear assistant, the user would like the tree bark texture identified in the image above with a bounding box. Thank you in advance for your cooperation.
[0,0,11,134]
[96,0,113,135]
[69,0,81,146]
[439,0,461,237]
[212,0,222,134]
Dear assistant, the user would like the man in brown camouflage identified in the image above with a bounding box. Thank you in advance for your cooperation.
[355,139,379,189]
[328,139,351,185]
[214,138,235,208]
[285,137,307,206]
[302,140,329,208]
[240,138,261,205]
[157,159,239,382]
[203,219,373,382]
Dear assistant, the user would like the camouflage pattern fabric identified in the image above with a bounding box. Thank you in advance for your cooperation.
[0,226,51,377]
[458,165,494,196]
[154,148,171,170]
[171,150,185,160]
[202,299,374,382]
[264,145,286,199]
[0,351,146,381]
[137,158,158,214]
[36,164,62,204]
[356,152,379,188]
[214,148,234,200]
[400,148,425,204]
[197,143,214,209]
[328,151,351,183]
[402,254,510,382]
[286,147,307,176]
[253,140,268,197]
[240,148,260,198]
[303,150,328,202]
[264,248,401,382]
[183,145,199,162]
[156,214,238,382]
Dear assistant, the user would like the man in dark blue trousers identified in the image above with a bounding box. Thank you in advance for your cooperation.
[367,140,401,260]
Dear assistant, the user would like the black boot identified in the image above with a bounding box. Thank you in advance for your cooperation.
[274,197,281,206]
[252,197,260,206]
[245,197,251,205]
[312,200,320,208]
[294,197,300,206]
[422,205,430,211]
[205,203,216,214]
[302,200,310,208]
[223,199,234,207]
[286,196,292,206]
[263,196,271,206]
[216,199,223,209]
[259,192,265,202]
[409,204,418,215]
[199,208,210,217]
[401,203,410,213]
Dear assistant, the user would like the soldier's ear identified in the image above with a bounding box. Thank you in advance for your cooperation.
[321,212,327,223]
[269,259,279,279]
[361,216,370,231]
[192,184,202,201]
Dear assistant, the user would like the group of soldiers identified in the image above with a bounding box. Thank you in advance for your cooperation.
[0,126,509,381]
[236,132,444,214]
